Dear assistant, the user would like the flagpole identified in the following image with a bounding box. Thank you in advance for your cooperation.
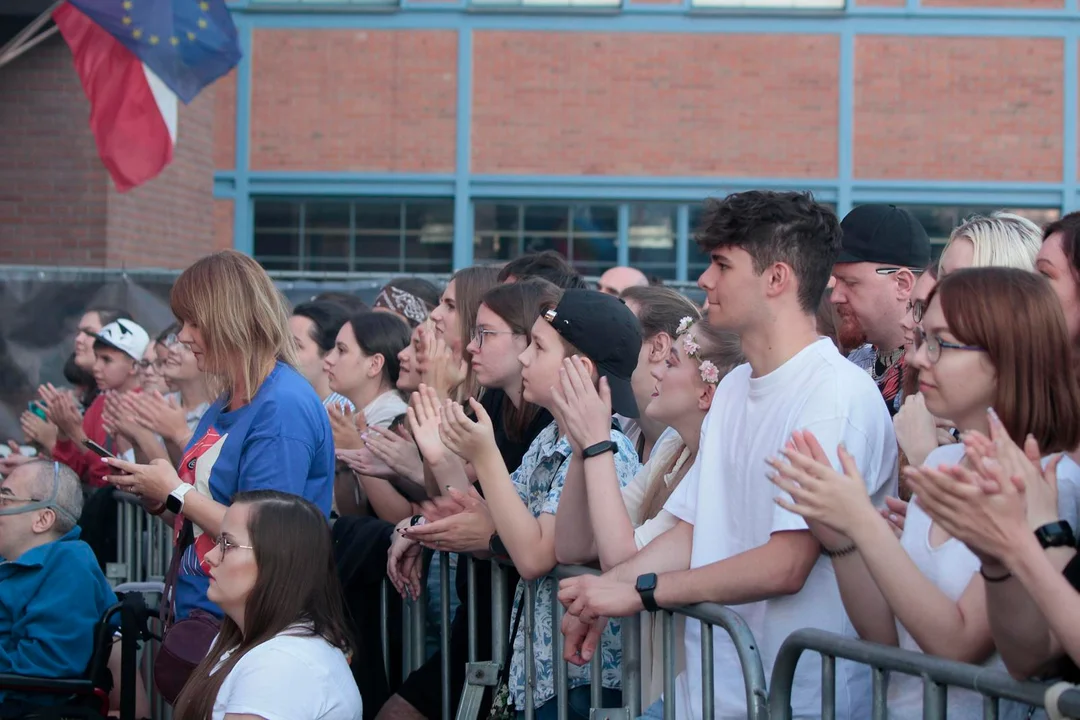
[0,0,64,69]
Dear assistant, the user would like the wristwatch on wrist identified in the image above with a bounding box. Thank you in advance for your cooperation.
[582,440,617,459]
[164,484,195,515]
[635,573,660,612]
[1035,520,1076,549]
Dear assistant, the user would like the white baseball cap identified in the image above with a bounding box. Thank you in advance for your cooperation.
[95,319,150,362]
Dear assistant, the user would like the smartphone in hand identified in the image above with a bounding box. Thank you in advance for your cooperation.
[83,439,116,460]
[27,401,47,422]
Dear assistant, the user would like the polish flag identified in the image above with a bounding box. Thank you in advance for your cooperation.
[53,3,177,192]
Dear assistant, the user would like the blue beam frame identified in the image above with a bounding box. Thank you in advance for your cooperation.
[224,2,1080,277]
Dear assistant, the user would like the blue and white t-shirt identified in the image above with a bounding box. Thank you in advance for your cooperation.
[173,362,335,620]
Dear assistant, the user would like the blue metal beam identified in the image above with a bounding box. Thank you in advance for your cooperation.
[233,9,1080,37]
[676,204,690,283]
[232,18,253,255]
[453,28,474,270]
[617,203,630,267]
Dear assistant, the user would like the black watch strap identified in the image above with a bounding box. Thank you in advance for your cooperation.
[582,440,617,459]
[1035,520,1076,549]
[489,533,508,558]
[635,573,660,612]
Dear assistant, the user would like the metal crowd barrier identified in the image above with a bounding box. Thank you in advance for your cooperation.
[768,628,1080,720]
[109,490,173,587]
[107,504,1080,720]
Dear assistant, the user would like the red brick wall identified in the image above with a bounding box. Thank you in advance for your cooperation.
[854,37,1063,182]
[106,87,219,268]
[0,33,219,269]
[922,0,1061,8]
[472,32,839,177]
[0,35,108,266]
[249,29,457,172]
[214,200,234,250]
[214,70,237,171]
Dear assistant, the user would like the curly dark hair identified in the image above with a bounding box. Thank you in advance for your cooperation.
[695,191,842,313]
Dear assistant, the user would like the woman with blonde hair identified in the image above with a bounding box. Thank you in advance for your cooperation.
[101,250,336,702]
[938,212,1042,276]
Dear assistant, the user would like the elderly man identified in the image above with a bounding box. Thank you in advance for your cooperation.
[597,265,649,296]
[0,460,115,710]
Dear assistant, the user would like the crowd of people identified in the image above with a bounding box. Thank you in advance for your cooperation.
[3,193,1080,720]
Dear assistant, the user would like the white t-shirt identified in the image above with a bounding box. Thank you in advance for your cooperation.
[890,444,1029,719]
[665,338,897,720]
[211,631,362,720]
[363,390,408,429]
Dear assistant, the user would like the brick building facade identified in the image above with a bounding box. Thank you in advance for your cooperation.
[0,3,1075,278]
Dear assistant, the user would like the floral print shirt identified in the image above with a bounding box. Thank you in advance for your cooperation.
[507,420,641,711]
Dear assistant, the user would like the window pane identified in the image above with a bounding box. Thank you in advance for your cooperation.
[305,231,351,272]
[629,203,678,280]
[254,200,301,231]
[523,204,571,258]
[404,201,454,273]
[474,203,522,262]
[305,201,350,232]
[570,204,618,274]
[355,202,404,231]
[354,232,404,273]
[890,205,1060,261]
[254,231,300,271]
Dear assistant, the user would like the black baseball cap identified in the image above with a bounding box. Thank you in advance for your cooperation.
[543,289,642,418]
[837,204,931,268]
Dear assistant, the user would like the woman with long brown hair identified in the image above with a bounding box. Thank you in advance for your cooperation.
[102,250,335,700]
[173,490,361,720]
[769,267,1080,719]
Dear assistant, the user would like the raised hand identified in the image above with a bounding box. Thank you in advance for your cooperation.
[549,356,612,455]
[438,398,497,465]
[407,384,448,466]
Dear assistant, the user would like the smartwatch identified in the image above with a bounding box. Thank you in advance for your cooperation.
[582,440,617,459]
[1035,521,1076,549]
[165,484,195,515]
[635,573,660,612]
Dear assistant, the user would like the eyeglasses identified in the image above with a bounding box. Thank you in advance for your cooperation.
[876,267,926,276]
[137,359,167,371]
[912,327,984,364]
[906,299,928,324]
[472,329,517,350]
[217,534,254,557]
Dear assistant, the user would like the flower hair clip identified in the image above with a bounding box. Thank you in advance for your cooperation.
[677,318,721,386]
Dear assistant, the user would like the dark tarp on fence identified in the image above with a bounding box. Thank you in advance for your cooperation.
[0,266,452,442]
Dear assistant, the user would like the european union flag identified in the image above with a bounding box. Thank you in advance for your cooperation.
[67,0,241,104]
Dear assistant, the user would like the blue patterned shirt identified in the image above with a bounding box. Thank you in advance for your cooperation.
[507,421,641,711]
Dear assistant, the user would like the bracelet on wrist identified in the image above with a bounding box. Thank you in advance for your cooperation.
[979,565,1013,583]
[822,543,858,558]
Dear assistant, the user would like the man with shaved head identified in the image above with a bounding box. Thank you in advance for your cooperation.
[0,461,116,710]
[598,265,649,296]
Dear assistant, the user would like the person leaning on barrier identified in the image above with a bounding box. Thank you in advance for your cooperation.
[0,460,117,713]
[769,268,1080,719]
[558,191,897,720]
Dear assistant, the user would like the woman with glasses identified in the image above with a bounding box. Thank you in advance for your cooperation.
[767,267,1080,718]
[173,490,361,720]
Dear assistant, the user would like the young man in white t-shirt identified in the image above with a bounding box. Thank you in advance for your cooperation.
[558,191,898,719]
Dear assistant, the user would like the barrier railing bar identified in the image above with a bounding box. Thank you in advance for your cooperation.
[922,677,946,719]
[821,654,835,720]
[662,611,675,720]
[769,628,1080,719]
[590,641,603,710]
[620,612,642,720]
[701,622,714,720]
[871,666,887,720]
[380,579,391,683]
[491,563,508,669]
[441,555,452,720]
[467,557,478,663]
[524,580,536,720]
[553,586,570,720]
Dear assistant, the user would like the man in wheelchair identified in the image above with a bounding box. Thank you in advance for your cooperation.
[0,460,117,717]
